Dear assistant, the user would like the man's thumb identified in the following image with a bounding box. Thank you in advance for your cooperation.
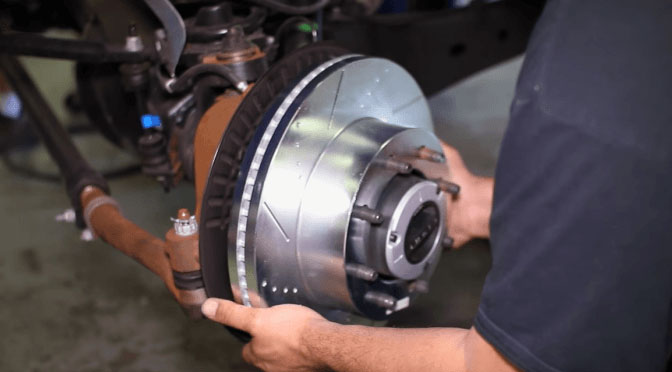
[201,298,257,333]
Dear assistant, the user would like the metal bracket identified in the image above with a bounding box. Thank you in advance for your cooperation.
[143,0,186,76]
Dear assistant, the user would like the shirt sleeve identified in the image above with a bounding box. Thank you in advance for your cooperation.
[474,1,672,371]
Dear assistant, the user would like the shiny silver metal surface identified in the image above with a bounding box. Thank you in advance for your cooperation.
[172,215,198,236]
[229,55,358,307]
[229,56,446,320]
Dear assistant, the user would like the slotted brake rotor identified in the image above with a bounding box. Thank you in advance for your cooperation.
[200,43,449,326]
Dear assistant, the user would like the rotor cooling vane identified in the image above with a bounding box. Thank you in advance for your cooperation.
[200,44,451,330]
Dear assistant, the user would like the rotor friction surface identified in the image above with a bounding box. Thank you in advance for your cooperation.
[231,55,360,307]
[199,43,350,309]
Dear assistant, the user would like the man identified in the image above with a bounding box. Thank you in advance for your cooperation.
[200,0,672,370]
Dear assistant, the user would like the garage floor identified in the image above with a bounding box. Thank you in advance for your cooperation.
[0,56,523,371]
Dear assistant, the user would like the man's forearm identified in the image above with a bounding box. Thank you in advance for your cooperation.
[304,322,468,372]
[200,296,520,372]
[303,323,517,372]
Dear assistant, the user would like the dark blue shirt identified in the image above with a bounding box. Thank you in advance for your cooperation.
[474,1,672,371]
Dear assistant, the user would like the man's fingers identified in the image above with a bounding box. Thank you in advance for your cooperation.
[241,343,255,364]
[439,140,467,172]
[201,298,258,333]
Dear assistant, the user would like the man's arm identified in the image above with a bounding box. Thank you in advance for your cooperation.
[304,318,518,372]
[201,299,519,372]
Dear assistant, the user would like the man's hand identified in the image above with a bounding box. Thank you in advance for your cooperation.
[201,298,333,372]
[439,141,494,248]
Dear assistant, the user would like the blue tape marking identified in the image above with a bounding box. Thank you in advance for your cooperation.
[141,114,162,129]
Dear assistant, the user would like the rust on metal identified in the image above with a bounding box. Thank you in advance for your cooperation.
[80,186,180,300]
[80,187,208,316]
[168,132,184,186]
[202,44,264,65]
[193,86,252,220]
[165,215,200,273]
[165,208,206,318]
[176,289,207,319]
[177,208,190,220]
[192,46,264,218]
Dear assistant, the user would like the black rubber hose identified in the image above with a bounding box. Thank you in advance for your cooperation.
[168,63,245,93]
[246,0,330,15]
[274,16,313,40]
[0,55,109,219]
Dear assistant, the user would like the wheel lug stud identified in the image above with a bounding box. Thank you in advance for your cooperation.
[435,179,460,195]
[352,205,384,225]
[417,146,445,163]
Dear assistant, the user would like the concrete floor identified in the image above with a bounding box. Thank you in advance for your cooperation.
[0,56,522,371]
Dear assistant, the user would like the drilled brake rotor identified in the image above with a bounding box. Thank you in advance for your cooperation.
[200,42,450,339]
[199,42,350,305]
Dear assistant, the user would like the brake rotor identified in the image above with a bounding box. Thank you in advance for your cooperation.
[200,43,350,304]
[200,44,449,326]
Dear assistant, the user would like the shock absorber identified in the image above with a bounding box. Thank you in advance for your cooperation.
[137,120,173,191]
